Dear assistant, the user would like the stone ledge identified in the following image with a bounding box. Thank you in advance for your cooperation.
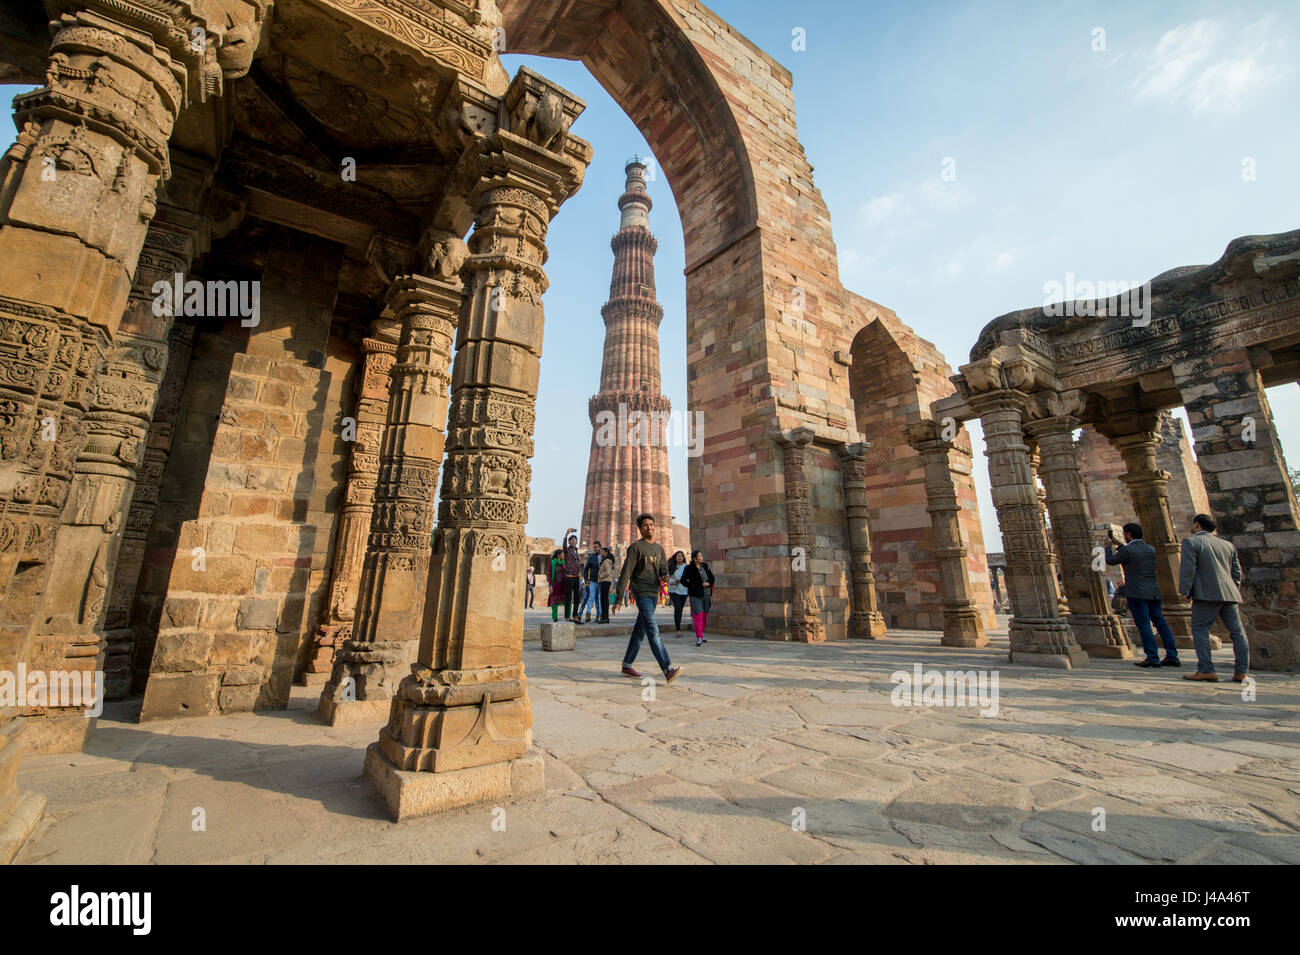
[0,790,45,865]
[363,743,544,822]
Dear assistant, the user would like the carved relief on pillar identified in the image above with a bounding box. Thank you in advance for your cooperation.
[773,427,823,644]
[319,278,459,718]
[364,73,592,817]
[960,353,1086,667]
[1097,415,1202,649]
[836,442,886,639]
[904,419,987,648]
[304,319,400,681]
[1024,391,1134,659]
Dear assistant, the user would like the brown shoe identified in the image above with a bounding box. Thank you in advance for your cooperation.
[665,665,683,685]
[1232,673,1249,683]
[1182,672,1219,682]
[621,665,642,679]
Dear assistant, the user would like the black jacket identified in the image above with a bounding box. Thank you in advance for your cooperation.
[680,562,715,599]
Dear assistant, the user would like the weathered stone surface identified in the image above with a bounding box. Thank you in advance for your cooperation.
[540,621,576,652]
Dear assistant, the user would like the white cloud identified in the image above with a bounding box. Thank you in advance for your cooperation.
[861,191,905,226]
[993,250,1019,270]
[1133,17,1291,111]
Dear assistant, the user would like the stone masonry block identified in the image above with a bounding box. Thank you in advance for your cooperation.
[540,621,576,651]
[152,630,214,672]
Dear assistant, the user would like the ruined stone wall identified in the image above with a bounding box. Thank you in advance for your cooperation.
[138,229,349,719]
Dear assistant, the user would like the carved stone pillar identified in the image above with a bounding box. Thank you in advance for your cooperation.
[363,71,589,819]
[301,318,399,685]
[837,442,887,639]
[1098,414,1201,649]
[905,420,988,648]
[774,427,824,643]
[0,0,264,864]
[22,206,206,752]
[969,384,1086,668]
[1024,392,1134,659]
[319,280,458,724]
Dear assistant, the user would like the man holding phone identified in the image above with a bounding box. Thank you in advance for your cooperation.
[1104,523,1180,669]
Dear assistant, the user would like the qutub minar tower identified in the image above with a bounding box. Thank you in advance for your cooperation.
[580,159,674,555]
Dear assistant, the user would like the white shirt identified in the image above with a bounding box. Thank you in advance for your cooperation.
[668,563,688,595]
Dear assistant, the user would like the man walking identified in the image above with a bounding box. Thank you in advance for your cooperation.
[1178,513,1250,683]
[615,513,682,684]
[1104,523,1179,669]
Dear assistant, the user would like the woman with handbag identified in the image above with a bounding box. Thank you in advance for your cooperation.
[680,550,715,647]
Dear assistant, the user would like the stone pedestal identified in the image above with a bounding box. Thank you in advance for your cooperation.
[364,743,544,822]
[540,621,575,651]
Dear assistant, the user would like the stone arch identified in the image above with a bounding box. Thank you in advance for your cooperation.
[501,0,876,639]
[846,312,996,631]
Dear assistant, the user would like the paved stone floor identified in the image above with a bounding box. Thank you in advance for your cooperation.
[14,623,1300,865]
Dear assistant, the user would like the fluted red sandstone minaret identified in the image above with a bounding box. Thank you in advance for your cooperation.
[580,160,673,555]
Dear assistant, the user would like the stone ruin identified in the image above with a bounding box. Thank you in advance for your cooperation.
[0,0,1291,856]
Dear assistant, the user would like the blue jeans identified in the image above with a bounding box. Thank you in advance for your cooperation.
[578,580,597,616]
[1127,597,1179,662]
[1191,600,1250,675]
[622,594,672,674]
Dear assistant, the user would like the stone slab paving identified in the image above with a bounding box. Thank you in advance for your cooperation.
[14,627,1300,865]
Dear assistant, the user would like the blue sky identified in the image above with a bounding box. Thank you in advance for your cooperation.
[4,0,1296,549]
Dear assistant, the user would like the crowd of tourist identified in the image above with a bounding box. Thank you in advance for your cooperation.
[522,508,1249,688]
[523,515,719,683]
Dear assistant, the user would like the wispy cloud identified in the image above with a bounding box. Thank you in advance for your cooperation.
[1132,17,1291,111]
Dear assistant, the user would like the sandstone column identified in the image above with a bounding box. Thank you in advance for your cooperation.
[1173,348,1300,670]
[968,380,1086,668]
[1024,391,1134,658]
[110,321,195,697]
[301,318,399,684]
[1097,413,1202,649]
[774,428,824,643]
[836,442,887,639]
[319,279,458,724]
[0,0,252,862]
[22,205,207,751]
[363,70,589,820]
[905,420,988,647]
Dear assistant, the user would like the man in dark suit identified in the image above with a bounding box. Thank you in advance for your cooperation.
[1178,513,1249,683]
[1105,522,1180,669]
